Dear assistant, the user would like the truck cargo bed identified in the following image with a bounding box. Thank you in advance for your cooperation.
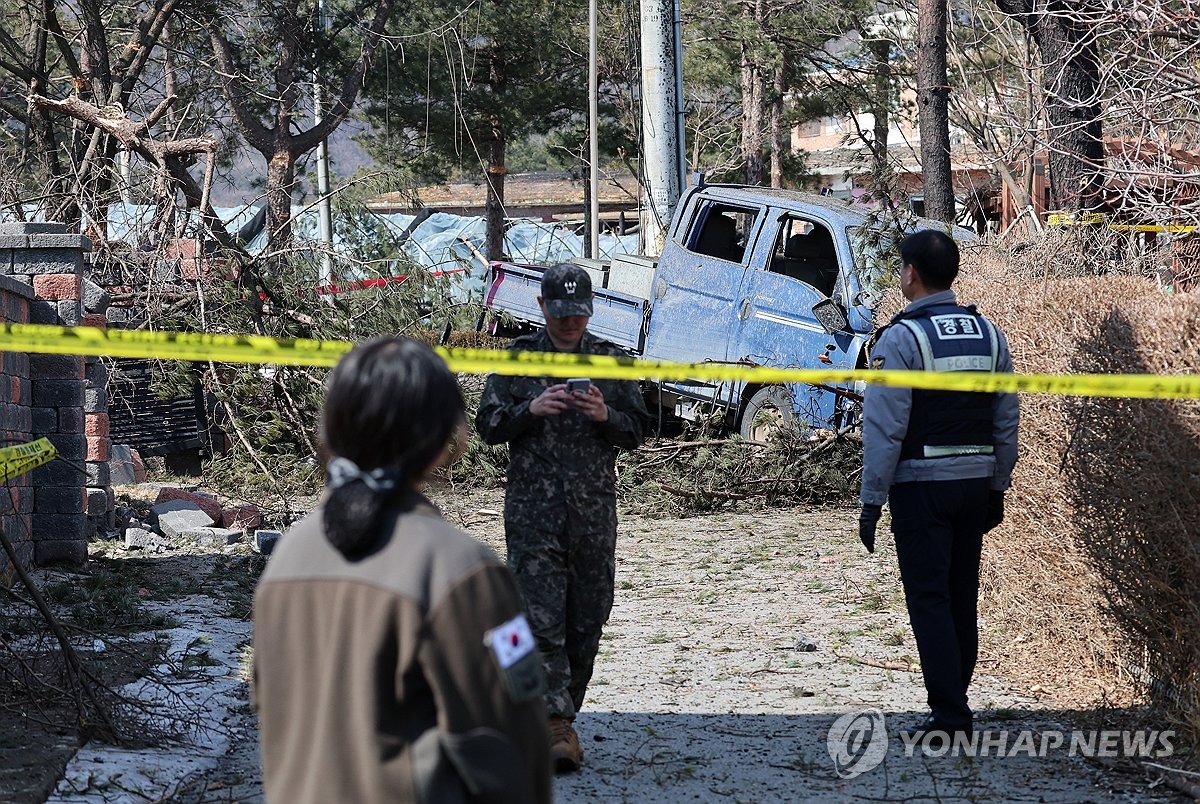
[484,262,650,352]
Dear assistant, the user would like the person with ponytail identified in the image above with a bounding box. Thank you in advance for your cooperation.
[253,336,551,804]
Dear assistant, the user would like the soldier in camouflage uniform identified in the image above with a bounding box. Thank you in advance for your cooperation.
[476,263,651,773]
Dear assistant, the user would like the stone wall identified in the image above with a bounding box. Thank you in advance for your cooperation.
[0,222,114,570]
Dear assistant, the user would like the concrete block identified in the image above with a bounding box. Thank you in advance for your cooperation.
[0,273,33,298]
[14,248,83,275]
[0,234,28,248]
[85,413,109,437]
[6,351,27,377]
[28,233,86,248]
[46,433,86,461]
[86,487,108,517]
[32,273,81,300]
[34,537,88,567]
[85,359,108,388]
[33,512,90,540]
[30,354,84,380]
[156,488,223,521]
[0,222,66,235]
[152,499,215,538]
[82,278,111,313]
[81,313,106,328]
[30,299,60,324]
[124,526,167,552]
[154,260,179,281]
[109,444,136,485]
[86,436,108,462]
[56,299,81,325]
[0,249,12,274]
[10,487,33,514]
[30,460,82,488]
[32,379,83,407]
[35,486,86,514]
[58,407,84,434]
[85,461,110,486]
[253,529,283,556]
[106,306,131,324]
[181,527,243,548]
[221,504,262,530]
[32,407,56,434]
[84,386,107,412]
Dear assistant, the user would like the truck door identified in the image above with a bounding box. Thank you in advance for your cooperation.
[647,200,760,367]
[730,213,865,426]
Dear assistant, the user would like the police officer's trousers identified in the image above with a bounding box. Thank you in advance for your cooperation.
[890,476,990,729]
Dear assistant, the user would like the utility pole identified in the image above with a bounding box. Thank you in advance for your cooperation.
[314,0,335,285]
[639,0,684,256]
[588,0,600,258]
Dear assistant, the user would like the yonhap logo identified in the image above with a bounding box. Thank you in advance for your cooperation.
[827,709,888,778]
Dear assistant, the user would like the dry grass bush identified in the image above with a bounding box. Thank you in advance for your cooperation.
[948,243,1200,741]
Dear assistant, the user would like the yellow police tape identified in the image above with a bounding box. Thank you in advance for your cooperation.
[3,323,1199,400]
[0,437,57,484]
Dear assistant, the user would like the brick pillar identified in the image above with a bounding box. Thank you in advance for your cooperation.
[0,274,35,582]
[1,222,96,567]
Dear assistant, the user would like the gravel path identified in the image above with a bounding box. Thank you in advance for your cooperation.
[49,488,1182,802]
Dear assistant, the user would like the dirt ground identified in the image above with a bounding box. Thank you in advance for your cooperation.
[3,484,1191,803]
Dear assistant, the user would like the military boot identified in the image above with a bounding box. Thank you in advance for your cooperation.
[549,716,582,773]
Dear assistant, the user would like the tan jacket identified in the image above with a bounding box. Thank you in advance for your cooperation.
[253,496,551,804]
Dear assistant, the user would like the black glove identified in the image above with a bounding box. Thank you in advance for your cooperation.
[858,504,882,553]
[984,491,1004,533]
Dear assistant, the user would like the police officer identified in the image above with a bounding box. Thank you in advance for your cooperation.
[858,230,1019,740]
[476,263,651,773]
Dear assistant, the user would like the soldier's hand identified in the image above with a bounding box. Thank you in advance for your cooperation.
[858,504,882,554]
[571,385,609,422]
[529,385,571,416]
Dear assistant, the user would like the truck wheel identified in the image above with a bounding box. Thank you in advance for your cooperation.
[739,386,795,442]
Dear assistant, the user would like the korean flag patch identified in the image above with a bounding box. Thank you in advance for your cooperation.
[484,614,544,702]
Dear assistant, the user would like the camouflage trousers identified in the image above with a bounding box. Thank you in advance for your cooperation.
[505,506,617,720]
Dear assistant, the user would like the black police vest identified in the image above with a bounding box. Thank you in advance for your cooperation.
[892,303,999,461]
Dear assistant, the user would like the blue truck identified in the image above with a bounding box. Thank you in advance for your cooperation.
[482,180,961,439]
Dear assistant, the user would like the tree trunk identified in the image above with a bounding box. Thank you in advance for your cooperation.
[265,145,297,251]
[870,38,890,169]
[769,68,785,188]
[916,0,955,222]
[485,116,506,262]
[994,0,1104,211]
[739,0,766,186]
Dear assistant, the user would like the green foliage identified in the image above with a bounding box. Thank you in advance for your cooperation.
[358,0,588,180]
[42,562,181,633]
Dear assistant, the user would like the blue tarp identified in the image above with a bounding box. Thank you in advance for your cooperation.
[3,202,642,299]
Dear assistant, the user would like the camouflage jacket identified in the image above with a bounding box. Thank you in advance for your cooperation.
[475,330,651,518]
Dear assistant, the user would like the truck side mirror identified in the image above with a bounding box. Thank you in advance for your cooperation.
[812,298,851,335]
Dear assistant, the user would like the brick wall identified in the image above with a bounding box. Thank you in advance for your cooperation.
[0,275,34,576]
[0,222,113,570]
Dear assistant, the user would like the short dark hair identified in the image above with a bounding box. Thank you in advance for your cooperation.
[899,229,959,290]
[318,336,465,559]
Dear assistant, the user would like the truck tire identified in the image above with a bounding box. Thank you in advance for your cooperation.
[739,386,795,442]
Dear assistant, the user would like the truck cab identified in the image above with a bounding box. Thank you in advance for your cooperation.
[482,182,954,437]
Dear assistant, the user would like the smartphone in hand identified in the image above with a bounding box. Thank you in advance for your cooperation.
[566,378,591,393]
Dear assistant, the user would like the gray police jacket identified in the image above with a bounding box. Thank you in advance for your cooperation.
[860,289,1020,506]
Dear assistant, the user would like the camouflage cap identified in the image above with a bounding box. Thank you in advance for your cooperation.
[540,263,594,318]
